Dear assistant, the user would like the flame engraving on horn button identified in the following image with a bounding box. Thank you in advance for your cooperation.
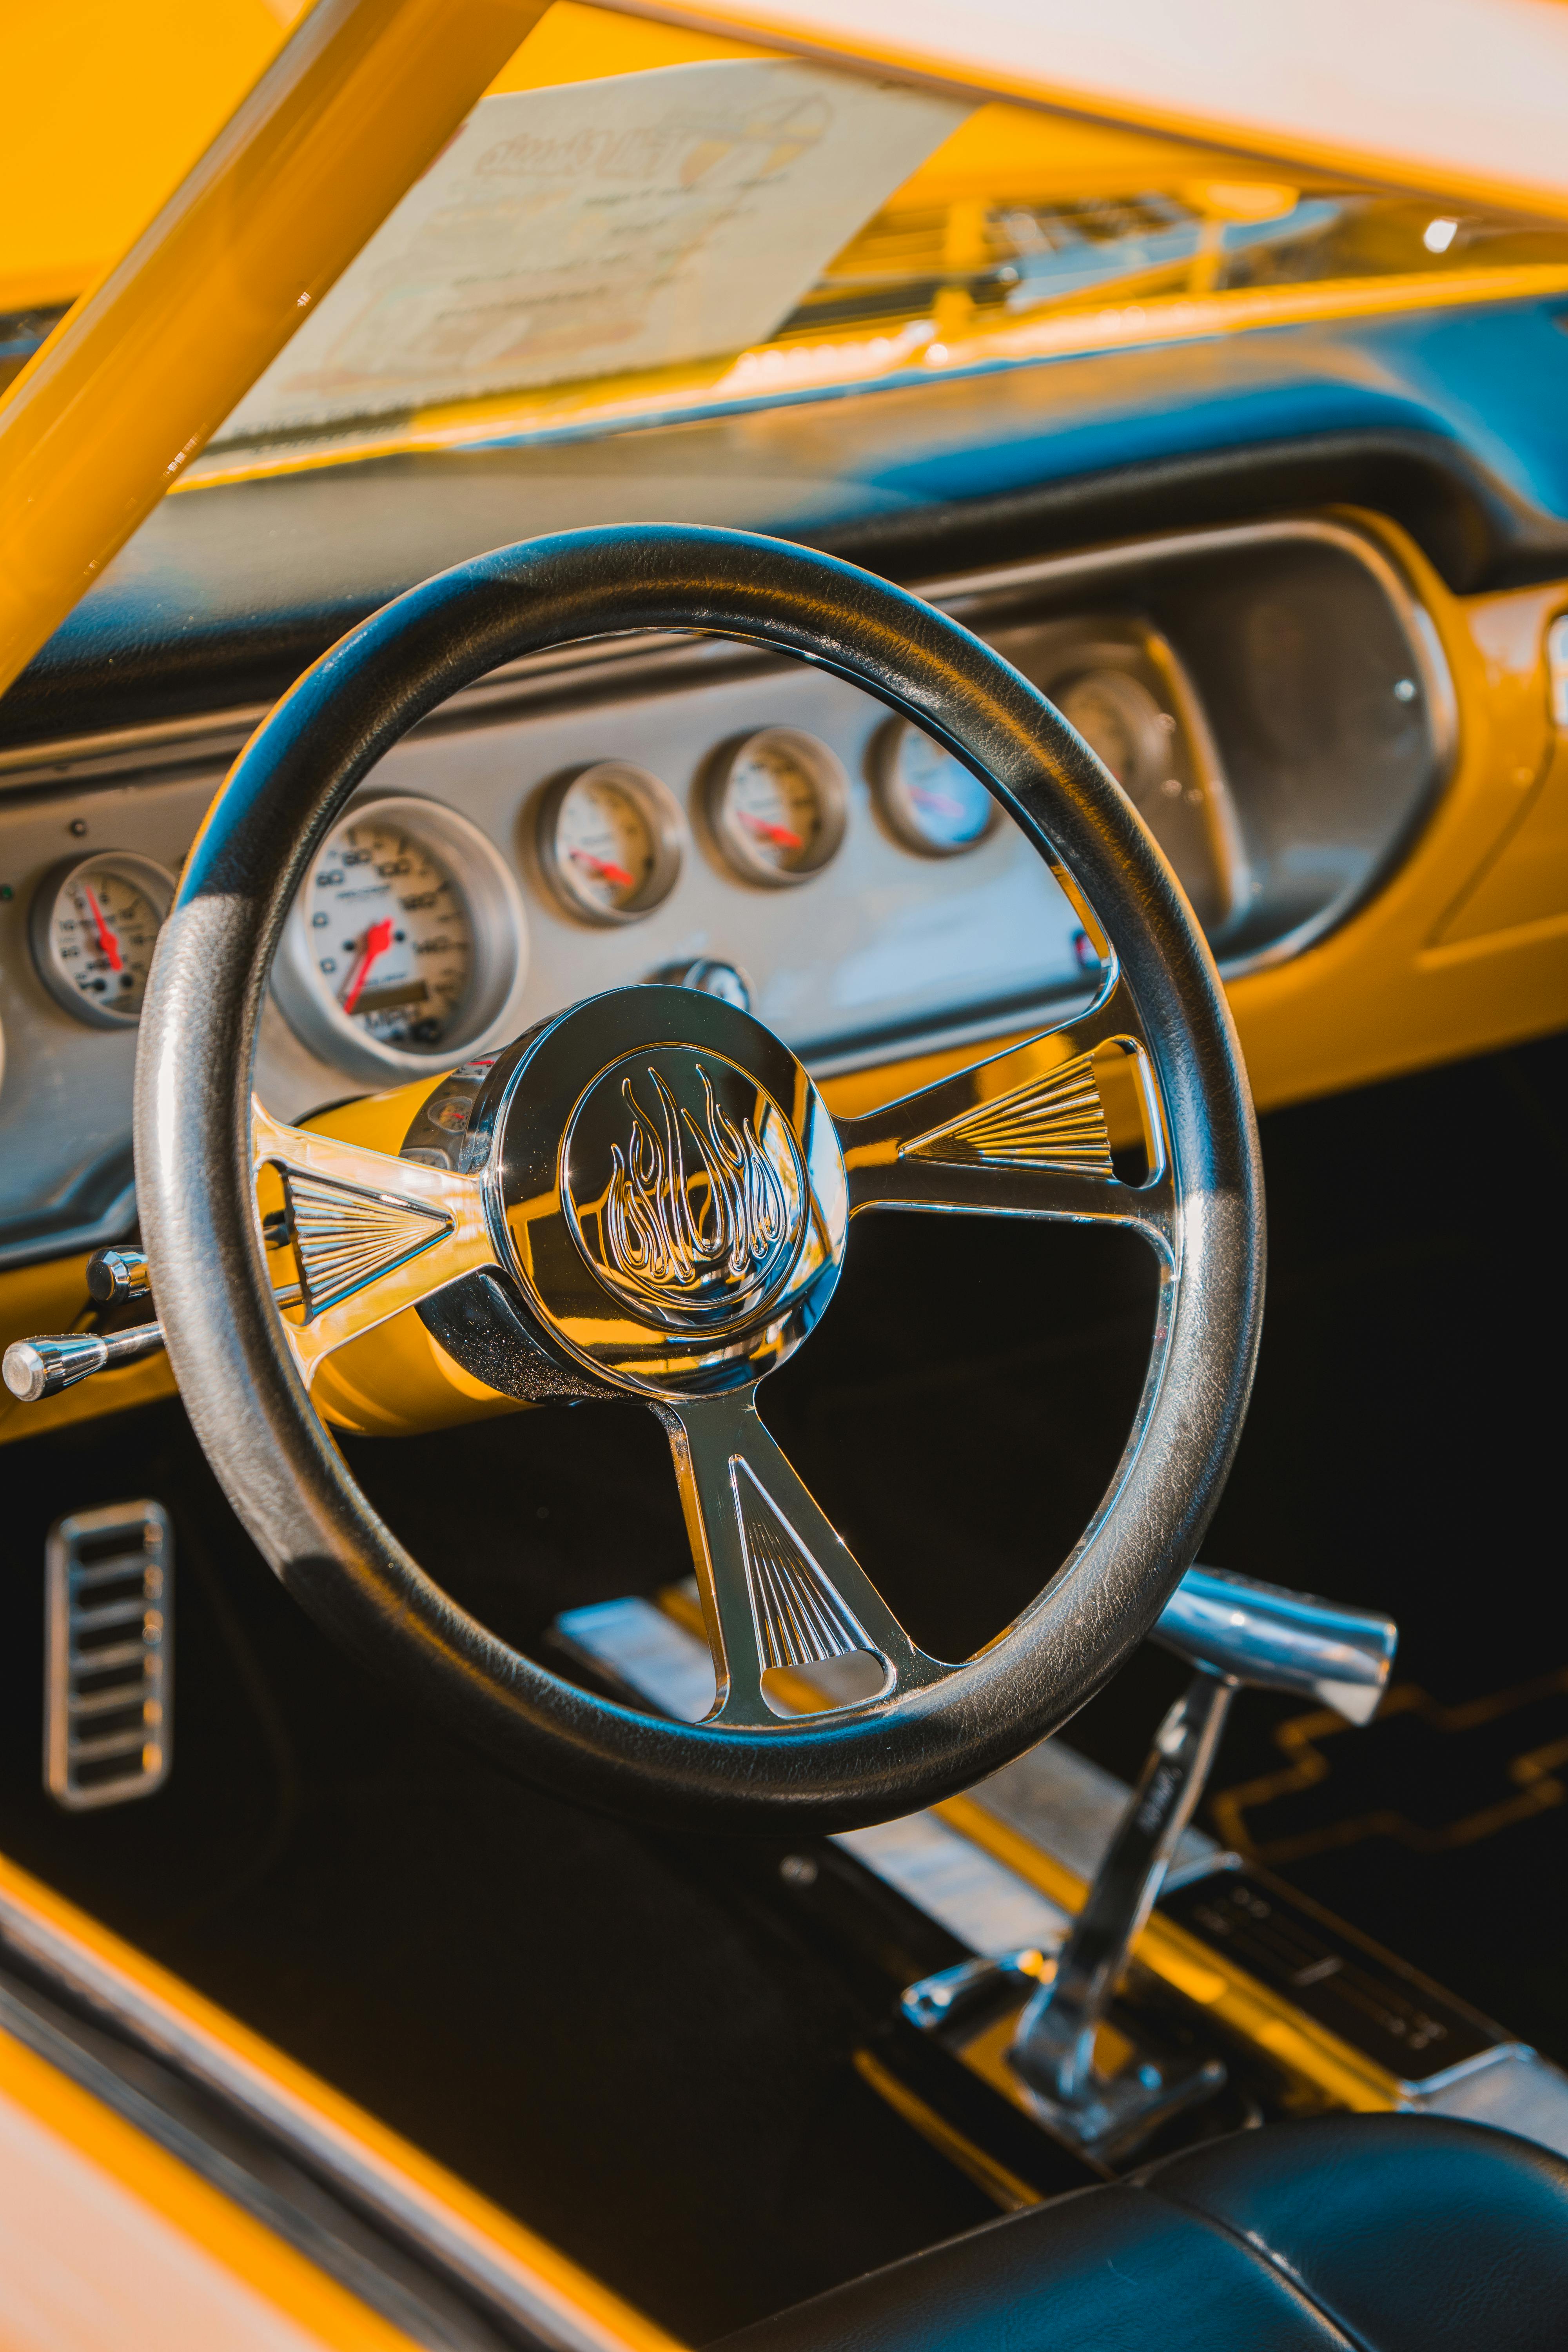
[564,1051,806,1329]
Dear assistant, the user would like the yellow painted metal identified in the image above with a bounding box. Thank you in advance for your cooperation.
[0,0,554,704]
[0,2,764,320]
[0,1,299,315]
[0,1848,685,2352]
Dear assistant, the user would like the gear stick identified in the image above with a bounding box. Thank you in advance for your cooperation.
[1007,1566,1397,2148]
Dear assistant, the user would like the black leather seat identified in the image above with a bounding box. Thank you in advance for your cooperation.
[719,2116,1568,2351]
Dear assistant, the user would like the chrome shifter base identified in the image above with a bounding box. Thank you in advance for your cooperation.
[1009,2030,1225,2160]
[902,1949,1226,2165]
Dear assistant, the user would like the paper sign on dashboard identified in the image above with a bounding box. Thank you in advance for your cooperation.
[216,60,967,443]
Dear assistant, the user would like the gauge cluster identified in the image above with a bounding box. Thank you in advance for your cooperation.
[0,517,1452,1271]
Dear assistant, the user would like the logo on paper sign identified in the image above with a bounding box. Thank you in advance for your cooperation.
[564,1052,804,1329]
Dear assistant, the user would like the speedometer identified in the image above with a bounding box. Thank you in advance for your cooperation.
[271,795,529,1082]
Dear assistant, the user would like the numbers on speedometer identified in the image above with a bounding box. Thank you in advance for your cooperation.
[310,817,472,1049]
[271,795,529,1083]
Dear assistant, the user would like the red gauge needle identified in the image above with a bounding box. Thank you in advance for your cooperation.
[744,816,804,850]
[911,787,964,819]
[342,917,394,1015]
[83,884,123,973]
[569,849,635,889]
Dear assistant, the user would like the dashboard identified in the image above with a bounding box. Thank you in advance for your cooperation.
[0,514,1478,1271]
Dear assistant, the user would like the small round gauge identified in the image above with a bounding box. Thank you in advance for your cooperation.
[30,851,176,1029]
[536,761,683,925]
[873,720,999,856]
[1055,670,1174,804]
[704,727,848,887]
[272,795,529,1083]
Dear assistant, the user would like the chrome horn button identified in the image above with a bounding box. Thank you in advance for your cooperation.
[562,1047,807,1332]
[429,986,849,1401]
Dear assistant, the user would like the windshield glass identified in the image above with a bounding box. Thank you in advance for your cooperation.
[7,0,1568,492]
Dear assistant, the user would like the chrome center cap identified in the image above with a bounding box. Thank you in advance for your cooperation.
[426,986,849,1401]
[563,1048,806,1334]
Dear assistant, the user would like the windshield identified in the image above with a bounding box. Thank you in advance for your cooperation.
[7,0,1568,493]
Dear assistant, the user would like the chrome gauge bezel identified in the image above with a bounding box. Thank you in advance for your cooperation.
[703,726,849,889]
[871,717,1002,858]
[1052,667,1175,805]
[535,759,685,927]
[30,850,178,1030]
[271,792,530,1084]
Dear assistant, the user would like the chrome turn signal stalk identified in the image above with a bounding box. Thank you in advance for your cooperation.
[1004,1566,1398,2152]
[4,1322,167,1403]
[4,1242,165,1403]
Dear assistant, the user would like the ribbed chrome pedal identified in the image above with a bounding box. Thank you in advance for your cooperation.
[44,1501,172,1810]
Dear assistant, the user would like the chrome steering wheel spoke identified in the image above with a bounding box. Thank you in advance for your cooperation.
[252,1101,497,1388]
[837,974,1176,1256]
[659,1387,946,1730]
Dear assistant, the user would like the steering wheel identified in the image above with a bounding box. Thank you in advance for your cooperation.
[135,524,1263,1832]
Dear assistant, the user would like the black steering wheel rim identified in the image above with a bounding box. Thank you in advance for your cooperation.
[135,523,1264,1832]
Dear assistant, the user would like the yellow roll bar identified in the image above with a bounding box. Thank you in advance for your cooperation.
[0,0,551,703]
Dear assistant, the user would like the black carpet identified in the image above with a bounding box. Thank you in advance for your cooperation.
[0,1028,1564,2335]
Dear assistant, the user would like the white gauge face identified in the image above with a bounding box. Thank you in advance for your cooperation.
[538,762,683,925]
[876,724,998,855]
[272,795,529,1082]
[708,728,848,887]
[32,853,176,1029]
[307,815,474,1050]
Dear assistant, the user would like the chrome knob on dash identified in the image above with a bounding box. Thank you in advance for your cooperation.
[4,1322,168,1403]
[648,957,753,1012]
[84,1244,152,1305]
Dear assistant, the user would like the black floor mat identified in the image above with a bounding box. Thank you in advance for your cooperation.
[0,1028,1564,2336]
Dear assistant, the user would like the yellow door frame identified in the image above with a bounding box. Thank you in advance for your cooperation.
[0,0,554,702]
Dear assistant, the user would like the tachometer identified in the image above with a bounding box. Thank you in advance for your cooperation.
[704,727,847,886]
[536,760,684,924]
[872,720,999,855]
[271,795,528,1082]
[31,851,176,1028]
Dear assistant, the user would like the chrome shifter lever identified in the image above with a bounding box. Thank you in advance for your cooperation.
[1152,1566,1396,1724]
[1007,1566,1397,2152]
